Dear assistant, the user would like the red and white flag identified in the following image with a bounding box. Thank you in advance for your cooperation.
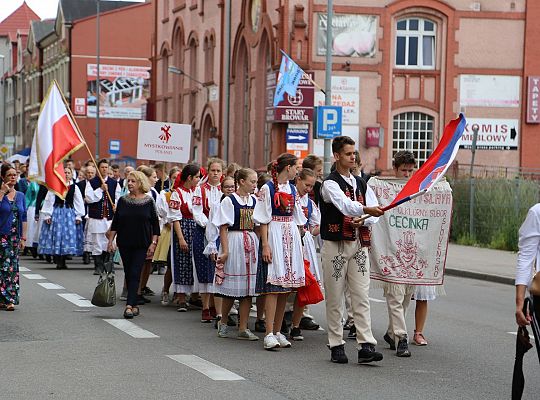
[28,81,84,198]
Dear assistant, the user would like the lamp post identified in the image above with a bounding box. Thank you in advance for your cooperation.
[95,0,101,159]
[0,55,5,143]
[323,0,333,175]
[168,66,205,87]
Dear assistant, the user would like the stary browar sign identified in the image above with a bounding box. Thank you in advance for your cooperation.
[266,71,314,122]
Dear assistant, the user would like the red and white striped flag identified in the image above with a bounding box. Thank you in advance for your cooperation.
[28,81,85,198]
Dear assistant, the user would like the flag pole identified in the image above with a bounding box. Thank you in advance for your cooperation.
[356,189,428,222]
[53,80,115,209]
[279,49,326,94]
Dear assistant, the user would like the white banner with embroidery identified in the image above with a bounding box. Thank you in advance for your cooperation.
[368,177,452,286]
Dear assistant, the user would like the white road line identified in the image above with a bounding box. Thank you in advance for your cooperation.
[19,267,31,272]
[57,293,95,307]
[166,355,245,381]
[507,331,518,336]
[37,282,65,290]
[369,297,386,303]
[103,319,160,339]
[22,273,46,280]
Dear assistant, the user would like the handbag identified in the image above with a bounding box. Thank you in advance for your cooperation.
[297,260,324,307]
[91,253,116,307]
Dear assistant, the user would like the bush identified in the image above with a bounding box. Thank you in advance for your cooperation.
[449,178,539,251]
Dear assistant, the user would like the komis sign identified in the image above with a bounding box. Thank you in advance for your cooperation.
[459,118,518,150]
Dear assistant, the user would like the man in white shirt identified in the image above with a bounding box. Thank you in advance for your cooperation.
[320,136,384,364]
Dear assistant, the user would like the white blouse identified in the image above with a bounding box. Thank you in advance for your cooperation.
[192,183,222,228]
[516,203,540,287]
[41,185,86,221]
[167,188,194,222]
[299,193,321,229]
[253,182,307,226]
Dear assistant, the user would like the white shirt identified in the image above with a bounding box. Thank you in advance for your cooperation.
[41,186,85,221]
[320,173,379,226]
[253,182,307,226]
[516,203,540,286]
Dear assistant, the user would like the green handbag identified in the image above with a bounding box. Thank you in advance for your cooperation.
[91,272,116,307]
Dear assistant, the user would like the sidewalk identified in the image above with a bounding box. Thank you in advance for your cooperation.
[445,243,516,285]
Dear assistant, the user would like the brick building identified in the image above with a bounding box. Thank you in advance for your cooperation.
[154,0,539,173]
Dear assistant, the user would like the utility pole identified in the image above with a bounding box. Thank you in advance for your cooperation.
[323,0,333,175]
[95,0,101,159]
[223,0,231,163]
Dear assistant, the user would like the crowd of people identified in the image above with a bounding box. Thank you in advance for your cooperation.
[1,136,450,364]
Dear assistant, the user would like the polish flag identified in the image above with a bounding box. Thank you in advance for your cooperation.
[28,81,85,198]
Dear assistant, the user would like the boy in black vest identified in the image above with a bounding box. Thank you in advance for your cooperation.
[320,136,384,364]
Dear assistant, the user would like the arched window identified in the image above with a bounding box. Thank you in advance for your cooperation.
[395,18,435,69]
[392,111,434,165]
[204,34,214,83]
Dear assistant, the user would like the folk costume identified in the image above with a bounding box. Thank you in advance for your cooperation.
[320,170,380,349]
[254,181,306,294]
[213,193,259,298]
[299,193,322,284]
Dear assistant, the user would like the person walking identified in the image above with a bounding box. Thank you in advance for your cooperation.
[0,164,27,311]
[107,171,160,319]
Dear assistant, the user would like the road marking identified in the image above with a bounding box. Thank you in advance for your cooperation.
[37,282,65,290]
[166,355,244,381]
[103,319,159,339]
[369,297,385,303]
[22,273,46,280]
[507,331,518,336]
[19,267,31,272]
[58,293,95,307]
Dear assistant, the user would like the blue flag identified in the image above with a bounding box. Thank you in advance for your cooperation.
[273,50,304,107]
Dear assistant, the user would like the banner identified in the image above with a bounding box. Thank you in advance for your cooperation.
[137,121,191,163]
[368,177,452,286]
[316,14,377,57]
[87,64,150,119]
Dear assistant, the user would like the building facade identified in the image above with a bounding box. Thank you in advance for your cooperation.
[155,0,539,173]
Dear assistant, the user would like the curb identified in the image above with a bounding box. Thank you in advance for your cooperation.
[445,268,514,286]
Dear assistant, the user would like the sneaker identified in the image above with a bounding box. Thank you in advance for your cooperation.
[160,291,169,306]
[299,317,320,330]
[290,327,304,341]
[275,332,292,348]
[330,344,349,364]
[142,287,155,296]
[348,325,357,340]
[119,288,128,301]
[237,329,259,341]
[158,266,167,275]
[263,333,280,350]
[201,309,212,323]
[343,318,354,330]
[413,331,428,346]
[383,333,396,350]
[396,336,411,357]
[217,322,230,338]
[254,319,266,333]
[226,315,237,327]
[177,302,188,312]
[358,343,383,364]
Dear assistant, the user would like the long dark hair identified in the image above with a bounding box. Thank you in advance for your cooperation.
[270,153,297,190]
[174,163,200,189]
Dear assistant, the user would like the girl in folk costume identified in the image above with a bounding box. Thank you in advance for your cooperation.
[215,168,260,341]
[168,164,201,312]
[289,168,322,341]
[154,167,180,306]
[38,168,85,269]
[192,158,225,322]
[254,153,307,350]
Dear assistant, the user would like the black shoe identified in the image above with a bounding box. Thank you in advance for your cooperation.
[396,337,411,357]
[45,255,52,263]
[142,287,155,296]
[31,247,38,259]
[22,248,29,256]
[299,317,320,330]
[343,319,354,330]
[254,319,266,333]
[214,315,221,329]
[137,295,151,305]
[358,343,383,363]
[348,325,357,340]
[290,327,304,341]
[330,344,349,364]
[280,319,290,336]
[383,333,396,350]
[189,298,203,308]
[39,254,44,261]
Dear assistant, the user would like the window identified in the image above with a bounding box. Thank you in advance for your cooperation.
[395,18,435,69]
[392,112,434,165]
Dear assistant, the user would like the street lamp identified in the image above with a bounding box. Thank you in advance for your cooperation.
[95,0,101,159]
[168,66,205,87]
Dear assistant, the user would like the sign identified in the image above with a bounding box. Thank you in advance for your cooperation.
[314,106,342,139]
[287,149,309,159]
[314,76,359,125]
[368,177,452,286]
[366,127,381,147]
[286,124,309,151]
[208,85,219,102]
[316,14,377,57]
[137,121,192,163]
[87,63,150,119]
[459,118,518,150]
[459,75,520,108]
[0,145,9,156]
[109,140,121,155]
[74,98,86,115]
[527,76,540,123]
[266,71,314,122]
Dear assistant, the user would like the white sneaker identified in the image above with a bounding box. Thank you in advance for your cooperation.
[263,333,280,350]
[160,291,169,306]
[275,332,292,348]
[237,329,259,341]
[217,322,230,338]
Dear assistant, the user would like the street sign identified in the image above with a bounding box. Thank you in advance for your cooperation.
[109,140,121,155]
[286,124,309,152]
[314,106,343,139]
[0,145,10,156]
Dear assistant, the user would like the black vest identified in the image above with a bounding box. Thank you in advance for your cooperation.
[320,170,370,245]
[87,177,117,220]
[54,184,75,208]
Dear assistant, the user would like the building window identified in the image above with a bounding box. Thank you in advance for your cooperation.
[395,18,435,69]
[204,35,214,83]
[392,111,434,165]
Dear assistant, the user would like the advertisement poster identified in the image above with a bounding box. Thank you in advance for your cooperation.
[137,121,191,163]
[87,64,150,119]
[459,75,520,108]
[459,118,519,150]
[314,76,359,125]
[316,13,377,57]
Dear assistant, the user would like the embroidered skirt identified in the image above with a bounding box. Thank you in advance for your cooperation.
[256,245,291,295]
[171,218,196,293]
[192,224,215,293]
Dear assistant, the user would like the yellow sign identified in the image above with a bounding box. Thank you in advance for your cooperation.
[0,145,9,155]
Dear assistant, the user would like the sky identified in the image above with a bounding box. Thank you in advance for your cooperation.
[0,0,145,23]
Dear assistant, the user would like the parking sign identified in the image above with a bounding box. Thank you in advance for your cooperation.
[314,106,342,139]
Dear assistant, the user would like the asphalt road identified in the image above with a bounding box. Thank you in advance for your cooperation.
[1,256,538,400]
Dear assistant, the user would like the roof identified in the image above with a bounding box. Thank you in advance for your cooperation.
[31,19,55,43]
[0,1,40,37]
[60,0,141,24]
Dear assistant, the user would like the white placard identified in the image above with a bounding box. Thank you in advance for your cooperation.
[137,121,191,163]
[459,75,520,108]
[459,118,519,150]
[315,76,360,125]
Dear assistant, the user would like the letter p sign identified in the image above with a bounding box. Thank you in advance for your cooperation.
[323,108,338,131]
[315,106,343,139]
